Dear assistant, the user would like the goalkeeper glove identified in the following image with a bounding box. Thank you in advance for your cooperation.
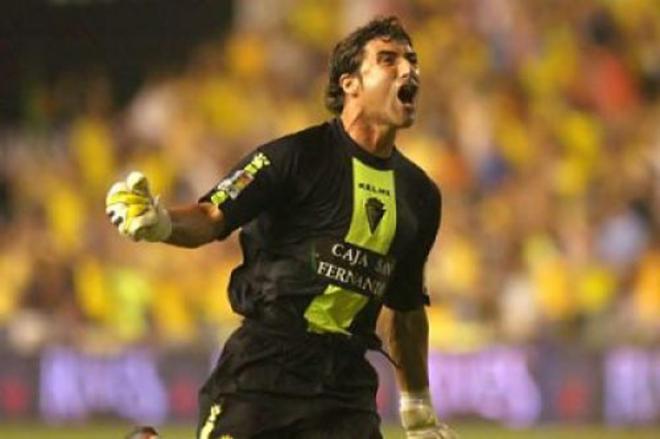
[400,389,458,439]
[105,171,172,242]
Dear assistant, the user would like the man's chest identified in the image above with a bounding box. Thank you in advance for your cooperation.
[283,155,421,261]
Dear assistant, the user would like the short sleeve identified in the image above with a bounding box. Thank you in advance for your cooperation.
[198,139,297,239]
[383,182,441,311]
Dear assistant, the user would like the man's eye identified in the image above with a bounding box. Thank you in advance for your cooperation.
[380,55,395,65]
[405,53,418,65]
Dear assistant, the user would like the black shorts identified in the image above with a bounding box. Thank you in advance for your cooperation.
[196,321,382,439]
[197,393,382,439]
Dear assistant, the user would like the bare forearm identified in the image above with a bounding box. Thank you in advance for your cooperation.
[379,306,429,392]
[164,202,226,248]
[383,308,457,436]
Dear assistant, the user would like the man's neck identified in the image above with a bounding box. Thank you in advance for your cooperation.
[340,111,397,159]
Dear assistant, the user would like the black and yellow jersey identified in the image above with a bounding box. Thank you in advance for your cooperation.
[200,118,440,342]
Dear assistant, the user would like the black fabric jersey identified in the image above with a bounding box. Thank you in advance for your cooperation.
[200,118,441,342]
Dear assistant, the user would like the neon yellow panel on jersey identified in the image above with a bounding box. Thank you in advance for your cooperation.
[305,158,397,334]
[305,285,369,334]
[345,159,397,253]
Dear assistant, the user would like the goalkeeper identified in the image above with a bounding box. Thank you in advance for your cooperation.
[107,16,457,439]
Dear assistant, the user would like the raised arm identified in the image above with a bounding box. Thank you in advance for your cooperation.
[106,138,294,248]
[105,172,226,247]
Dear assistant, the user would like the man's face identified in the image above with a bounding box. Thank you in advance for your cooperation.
[350,37,420,128]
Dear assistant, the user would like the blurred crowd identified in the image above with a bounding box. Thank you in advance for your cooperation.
[0,0,658,355]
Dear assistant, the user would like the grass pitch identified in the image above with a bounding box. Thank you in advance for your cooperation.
[0,423,658,438]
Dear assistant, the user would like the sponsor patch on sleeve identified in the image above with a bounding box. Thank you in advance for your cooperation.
[210,152,271,205]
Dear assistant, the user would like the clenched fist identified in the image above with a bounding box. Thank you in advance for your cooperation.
[105,171,172,242]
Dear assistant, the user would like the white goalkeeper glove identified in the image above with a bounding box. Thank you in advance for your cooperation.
[400,389,458,439]
[105,171,172,242]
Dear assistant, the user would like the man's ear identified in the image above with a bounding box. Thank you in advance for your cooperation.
[340,73,360,97]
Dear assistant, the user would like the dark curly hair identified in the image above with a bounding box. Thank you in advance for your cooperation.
[325,16,413,115]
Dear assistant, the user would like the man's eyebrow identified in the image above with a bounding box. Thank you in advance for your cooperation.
[376,49,399,59]
[375,49,418,65]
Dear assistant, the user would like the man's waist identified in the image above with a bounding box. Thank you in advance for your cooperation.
[242,316,382,354]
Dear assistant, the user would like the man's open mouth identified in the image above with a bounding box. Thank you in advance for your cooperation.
[397,83,419,105]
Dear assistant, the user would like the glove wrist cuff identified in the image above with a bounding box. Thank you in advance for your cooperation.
[399,388,433,410]
[149,205,172,242]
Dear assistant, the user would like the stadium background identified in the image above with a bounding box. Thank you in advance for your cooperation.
[0,0,658,437]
